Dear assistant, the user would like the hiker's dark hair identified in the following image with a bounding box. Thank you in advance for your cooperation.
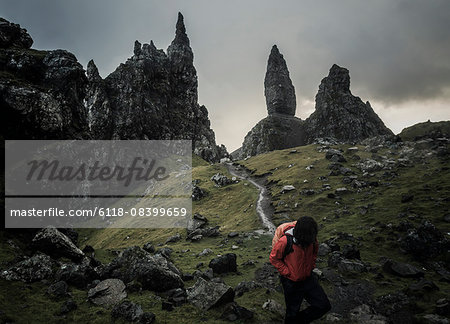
[293,216,318,248]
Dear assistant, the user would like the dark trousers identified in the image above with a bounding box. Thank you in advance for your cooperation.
[280,275,331,324]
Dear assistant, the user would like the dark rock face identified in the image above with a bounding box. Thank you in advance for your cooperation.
[1,16,225,162]
[305,64,393,143]
[239,45,306,158]
[0,19,89,139]
[240,114,306,158]
[265,45,296,116]
[0,18,33,49]
[85,13,225,162]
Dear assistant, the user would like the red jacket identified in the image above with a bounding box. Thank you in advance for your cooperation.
[270,231,318,282]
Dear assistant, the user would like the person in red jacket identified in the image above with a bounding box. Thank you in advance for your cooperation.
[270,216,331,324]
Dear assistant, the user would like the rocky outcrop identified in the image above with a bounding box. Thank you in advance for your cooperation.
[265,45,296,116]
[0,15,226,162]
[101,246,183,292]
[85,13,226,161]
[237,62,395,159]
[240,114,306,158]
[239,45,306,158]
[0,18,33,49]
[0,18,89,139]
[305,64,393,143]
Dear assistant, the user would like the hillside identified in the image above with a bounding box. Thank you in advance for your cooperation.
[1,136,449,323]
[399,120,450,142]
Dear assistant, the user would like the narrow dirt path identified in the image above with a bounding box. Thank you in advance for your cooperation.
[225,162,276,233]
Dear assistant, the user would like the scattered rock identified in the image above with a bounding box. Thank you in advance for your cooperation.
[209,254,237,274]
[187,277,235,311]
[349,304,387,324]
[47,281,69,298]
[408,278,439,293]
[101,246,183,292]
[1,253,55,283]
[166,288,187,307]
[56,257,100,288]
[422,314,449,324]
[382,259,424,278]
[221,302,254,321]
[142,242,155,253]
[111,300,147,322]
[281,185,296,193]
[59,299,77,315]
[400,220,448,259]
[211,173,232,187]
[318,243,331,257]
[228,232,239,238]
[32,226,84,262]
[192,184,207,201]
[198,248,213,257]
[262,299,285,317]
[165,234,181,244]
[88,279,127,307]
[234,281,262,297]
[342,244,361,260]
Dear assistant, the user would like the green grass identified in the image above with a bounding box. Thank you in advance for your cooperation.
[1,145,449,323]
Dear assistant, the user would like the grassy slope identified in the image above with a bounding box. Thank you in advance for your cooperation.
[1,143,449,323]
[399,120,450,141]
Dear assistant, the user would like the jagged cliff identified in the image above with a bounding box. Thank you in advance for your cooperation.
[0,15,226,161]
[304,64,393,142]
[86,13,226,161]
[0,18,89,139]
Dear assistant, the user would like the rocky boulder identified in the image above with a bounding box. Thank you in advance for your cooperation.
[1,253,55,282]
[88,279,127,307]
[221,302,254,321]
[32,226,84,262]
[209,253,237,274]
[187,277,235,311]
[400,220,448,259]
[111,300,155,323]
[382,259,424,278]
[55,257,100,288]
[101,246,183,292]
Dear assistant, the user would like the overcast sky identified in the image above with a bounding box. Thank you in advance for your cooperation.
[3,0,450,151]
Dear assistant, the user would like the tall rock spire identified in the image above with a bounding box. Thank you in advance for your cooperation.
[173,12,190,46]
[167,12,193,66]
[264,45,296,116]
